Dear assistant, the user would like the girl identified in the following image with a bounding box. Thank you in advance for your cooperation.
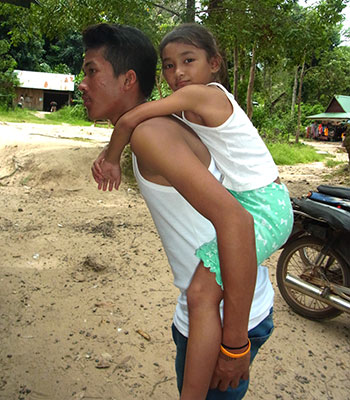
[98,23,293,399]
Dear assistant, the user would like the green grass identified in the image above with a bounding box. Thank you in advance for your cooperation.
[325,159,344,168]
[267,142,327,165]
[323,164,350,185]
[0,106,92,126]
[0,107,40,123]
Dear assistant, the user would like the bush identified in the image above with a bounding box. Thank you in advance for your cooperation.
[44,105,89,125]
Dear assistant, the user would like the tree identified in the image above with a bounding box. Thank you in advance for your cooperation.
[1,0,349,137]
[0,39,18,108]
[303,45,350,105]
[204,0,295,118]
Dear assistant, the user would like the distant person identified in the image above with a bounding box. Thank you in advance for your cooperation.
[17,94,24,109]
[342,125,350,166]
[50,101,57,112]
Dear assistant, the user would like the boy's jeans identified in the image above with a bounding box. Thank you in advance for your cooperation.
[172,308,274,400]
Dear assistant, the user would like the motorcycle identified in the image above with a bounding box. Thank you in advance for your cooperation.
[276,185,350,320]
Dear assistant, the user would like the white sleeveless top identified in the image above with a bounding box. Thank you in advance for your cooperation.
[180,82,279,192]
[132,154,274,337]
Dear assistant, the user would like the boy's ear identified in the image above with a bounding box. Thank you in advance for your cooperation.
[210,55,221,74]
[123,70,137,90]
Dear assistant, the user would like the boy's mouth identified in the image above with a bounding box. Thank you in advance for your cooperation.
[82,95,91,107]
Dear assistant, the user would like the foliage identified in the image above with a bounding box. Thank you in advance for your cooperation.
[0,39,18,108]
[44,105,88,125]
[303,46,350,105]
[0,0,349,135]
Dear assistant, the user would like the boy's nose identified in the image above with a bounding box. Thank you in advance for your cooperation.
[78,78,87,92]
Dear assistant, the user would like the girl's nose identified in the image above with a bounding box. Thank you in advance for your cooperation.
[175,66,184,77]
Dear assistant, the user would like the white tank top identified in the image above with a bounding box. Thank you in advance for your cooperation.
[181,82,279,191]
[132,154,274,337]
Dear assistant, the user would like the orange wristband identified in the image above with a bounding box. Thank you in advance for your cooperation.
[220,339,251,359]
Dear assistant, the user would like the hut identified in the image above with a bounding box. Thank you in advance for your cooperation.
[306,95,350,141]
[14,70,75,112]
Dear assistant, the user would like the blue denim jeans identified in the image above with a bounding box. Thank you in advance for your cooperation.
[171,308,274,400]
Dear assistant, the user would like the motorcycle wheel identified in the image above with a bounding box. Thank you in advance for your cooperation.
[277,236,350,320]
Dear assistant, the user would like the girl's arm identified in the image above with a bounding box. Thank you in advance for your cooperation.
[103,84,224,164]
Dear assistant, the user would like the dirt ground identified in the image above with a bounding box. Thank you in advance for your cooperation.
[0,121,349,400]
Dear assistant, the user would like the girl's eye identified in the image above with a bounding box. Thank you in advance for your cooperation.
[163,63,173,70]
[184,58,195,64]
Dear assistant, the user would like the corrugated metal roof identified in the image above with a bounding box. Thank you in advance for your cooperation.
[14,70,75,92]
[306,112,350,120]
[334,95,350,112]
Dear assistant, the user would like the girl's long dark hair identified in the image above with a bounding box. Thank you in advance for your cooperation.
[159,23,230,91]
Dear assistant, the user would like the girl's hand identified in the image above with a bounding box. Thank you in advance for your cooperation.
[91,148,107,185]
[209,350,250,391]
[98,159,122,191]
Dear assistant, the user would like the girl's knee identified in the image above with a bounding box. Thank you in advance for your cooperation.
[187,279,208,310]
[187,269,222,311]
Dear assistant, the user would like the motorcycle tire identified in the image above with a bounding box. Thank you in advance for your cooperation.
[277,236,350,320]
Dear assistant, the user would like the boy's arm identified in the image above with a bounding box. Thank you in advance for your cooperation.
[104,85,212,164]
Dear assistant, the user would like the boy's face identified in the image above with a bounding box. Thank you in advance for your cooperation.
[79,47,126,124]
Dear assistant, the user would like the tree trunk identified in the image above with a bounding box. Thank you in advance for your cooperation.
[233,42,239,100]
[186,0,195,22]
[207,0,221,16]
[291,65,298,116]
[295,56,306,144]
[246,43,256,120]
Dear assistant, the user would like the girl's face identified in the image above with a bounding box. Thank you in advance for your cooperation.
[161,42,220,91]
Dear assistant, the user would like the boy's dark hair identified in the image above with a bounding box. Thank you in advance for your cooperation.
[82,23,157,98]
[159,23,230,91]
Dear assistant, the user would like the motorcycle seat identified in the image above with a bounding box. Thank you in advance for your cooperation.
[307,191,350,211]
[293,198,350,233]
[317,185,350,200]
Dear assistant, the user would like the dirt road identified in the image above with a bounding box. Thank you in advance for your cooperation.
[0,121,349,400]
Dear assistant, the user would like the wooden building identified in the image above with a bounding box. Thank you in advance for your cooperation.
[306,95,350,141]
[14,70,75,112]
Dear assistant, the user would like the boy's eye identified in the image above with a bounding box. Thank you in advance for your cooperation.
[83,68,96,76]
[184,58,195,64]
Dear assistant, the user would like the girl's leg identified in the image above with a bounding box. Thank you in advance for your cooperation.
[181,261,223,400]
